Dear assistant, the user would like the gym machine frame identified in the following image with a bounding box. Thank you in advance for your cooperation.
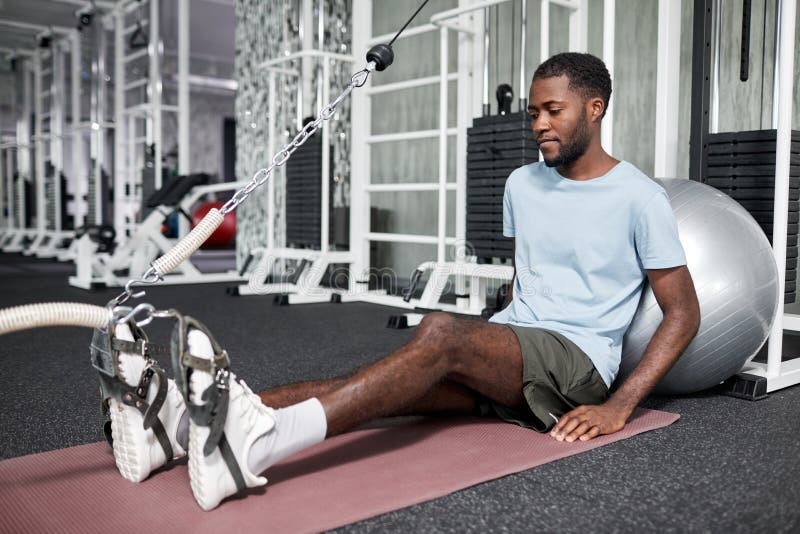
[0,22,73,255]
[2,59,37,253]
[687,0,800,393]
[235,49,356,303]
[345,0,596,324]
[26,40,74,259]
[70,179,249,289]
[70,0,246,289]
[0,49,33,251]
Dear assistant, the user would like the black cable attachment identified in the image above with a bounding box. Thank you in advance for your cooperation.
[366,44,394,71]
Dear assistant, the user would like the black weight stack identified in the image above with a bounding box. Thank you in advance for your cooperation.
[285,132,335,249]
[466,111,537,262]
[704,128,800,303]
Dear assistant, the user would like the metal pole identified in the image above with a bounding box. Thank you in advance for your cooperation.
[519,0,526,111]
[267,71,276,251]
[483,7,489,115]
[710,0,722,133]
[316,0,324,112]
[349,0,371,291]
[766,0,797,378]
[301,0,314,128]
[46,0,116,10]
[771,0,782,128]
[568,0,588,52]
[34,51,46,239]
[150,0,163,191]
[540,0,549,64]
[52,42,65,234]
[19,61,31,230]
[688,0,713,182]
[97,16,108,228]
[601,0,614,154]
[320,59,331,254]
[5,149,13,231]
[114,10,125,233]
[455,0,475,308]
[0,19,74,34]
[178,0,190,176]
[70,31,85,228]
[654,0,681,178]
[437,26,448,264]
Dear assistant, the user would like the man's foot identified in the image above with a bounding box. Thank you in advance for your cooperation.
[186,328,277,511]
[107,323,187,483]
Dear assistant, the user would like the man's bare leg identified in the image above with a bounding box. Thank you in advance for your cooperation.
[183,312,524,509]
[312,312,524,436]
[259,378,345,408]
[261,377,481,415]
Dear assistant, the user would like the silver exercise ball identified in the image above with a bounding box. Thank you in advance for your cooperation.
[618,178,780,394]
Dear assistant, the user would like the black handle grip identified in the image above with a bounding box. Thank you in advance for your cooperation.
[403,269,423,302]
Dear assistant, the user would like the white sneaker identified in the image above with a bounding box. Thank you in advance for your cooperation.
[108,323,187,483]
[186,328,277,511]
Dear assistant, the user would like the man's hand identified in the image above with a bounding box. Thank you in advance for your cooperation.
[549,401,634,442]
[549,266,700,444]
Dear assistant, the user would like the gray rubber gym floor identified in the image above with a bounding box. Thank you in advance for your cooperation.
[1,253,799,533]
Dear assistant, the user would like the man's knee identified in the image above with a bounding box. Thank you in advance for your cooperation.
[417,312,456,337]
[414,313,461,356]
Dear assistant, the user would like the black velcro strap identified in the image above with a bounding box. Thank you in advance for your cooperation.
[112,338,171,359]
[141,366,168,431]
[202,383,229,457]
[182,351,230,374]
[112,338,146,357]
[149,418,174,462]
[218,433,246,493]
[170,313,229,403]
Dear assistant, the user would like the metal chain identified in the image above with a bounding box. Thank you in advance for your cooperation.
[100,0,433,320]
[219,63,374,215]
[109,62,375,313]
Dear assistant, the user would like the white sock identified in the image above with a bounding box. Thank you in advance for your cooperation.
[247,397,328,475]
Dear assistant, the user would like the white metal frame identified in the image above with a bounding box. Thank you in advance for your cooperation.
[113,0,164,241]
[236,46,356,301]
[601,0,614,154]
[348,0,482,311]
[69,0,202,288]
[70,180,248,288]
[741,0,800,392]
[23,48,47,256]
[68,31,86,231]
[104,0,190,243]
[29,40,75,259]
[3,60,35,252]
[653,0,681,178]
[348,0,591,316]
[0,143,26,251]
[0,22,79,255]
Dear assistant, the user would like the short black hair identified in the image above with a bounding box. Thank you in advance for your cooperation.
[532,52,612,118]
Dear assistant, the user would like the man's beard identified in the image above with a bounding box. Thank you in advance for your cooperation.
[542,109,592,168]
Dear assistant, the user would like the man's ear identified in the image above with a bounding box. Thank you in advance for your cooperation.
[589,97,605,123]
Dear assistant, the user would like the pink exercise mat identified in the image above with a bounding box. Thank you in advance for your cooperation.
[0,408,678,533]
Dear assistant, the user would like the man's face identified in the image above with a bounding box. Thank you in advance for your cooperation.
[528,75,593,168]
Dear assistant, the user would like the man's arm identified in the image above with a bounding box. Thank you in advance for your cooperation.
[549,265,700,442]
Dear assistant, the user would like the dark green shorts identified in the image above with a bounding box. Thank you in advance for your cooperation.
[485,325,609,432]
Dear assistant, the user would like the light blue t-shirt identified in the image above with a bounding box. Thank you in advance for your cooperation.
[489,161,687,387]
